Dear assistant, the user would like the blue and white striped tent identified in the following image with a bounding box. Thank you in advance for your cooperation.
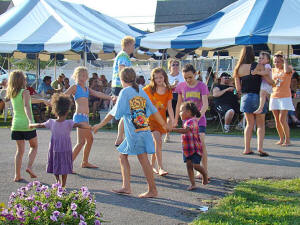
[0,0,146,54]
[137,0,300,51]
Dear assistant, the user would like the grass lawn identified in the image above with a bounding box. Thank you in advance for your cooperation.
[193,179,300,225]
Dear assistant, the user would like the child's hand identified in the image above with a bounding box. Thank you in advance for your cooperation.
[92,125,99,134]
[29,123,35,129]
[112,96,118,103]
[166,123,173,132]
[44,99,51,106]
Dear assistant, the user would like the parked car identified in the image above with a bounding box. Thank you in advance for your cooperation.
[0,67,41,87]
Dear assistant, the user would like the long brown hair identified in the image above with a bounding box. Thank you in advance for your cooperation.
[120,67,139,92]
[233,46,255,77]
[149,67,171,95]
[6,70,26,99]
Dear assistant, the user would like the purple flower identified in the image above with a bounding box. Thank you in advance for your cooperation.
[79,214,85,221]
[56,201,62,208]
[95,211,101,218]
[35,187,42,192]
[94,220,101,225]
[35,201,42,206]
[50,215,57,222]
[33,181,41,187]
[44,191,50,198]
[26,195,34,201]
[41,185,48,191]
[53,211,60,217]
[27,182,33,189]
[70,202,77,211]
[16,209,24,218]
[14,204,21,209]
[52,183,61,189]
[32,206,39,213]
[80,186,88,193]
[6,214,15,221]
[72,211,78,218]
[42,203,49,211]
[79,221,87,225]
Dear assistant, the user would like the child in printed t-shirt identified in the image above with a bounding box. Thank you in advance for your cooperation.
[172,102,208,190]
[143,67,174,176]
[64,66,112,169]
[253,52,274,114]
[30,94,90,187]
[174,64,209,180]
[93,67,169,198]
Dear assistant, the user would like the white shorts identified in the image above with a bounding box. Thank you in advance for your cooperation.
[269,97,295,111]
[260,80,272,94]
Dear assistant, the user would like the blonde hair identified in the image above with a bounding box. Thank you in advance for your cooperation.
[72,66,88,82]
[120,67,139,92]
[6,70,26,99]
[149,67,171,95]
[233,46,255,78]
[167,58,180,71]
[121,36,135,49]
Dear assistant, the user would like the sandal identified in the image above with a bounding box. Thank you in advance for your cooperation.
[243,151,254,155]
[258,151,269,157]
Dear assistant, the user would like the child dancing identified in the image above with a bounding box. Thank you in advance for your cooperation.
[30,94,90,187]
[172,102,208,190]
[6,70,48,182]
[93,67,169,198]
[143,67,174,176]
[65,66,112,169]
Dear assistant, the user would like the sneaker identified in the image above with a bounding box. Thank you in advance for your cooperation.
[224,126,230,133]
[235,123,244,131]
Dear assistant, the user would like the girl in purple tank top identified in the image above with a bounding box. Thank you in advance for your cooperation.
[30,94,90,187]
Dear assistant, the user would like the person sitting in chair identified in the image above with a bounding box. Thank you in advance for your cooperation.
[212,72,241,132]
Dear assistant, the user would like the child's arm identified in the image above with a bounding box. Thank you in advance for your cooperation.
[73,122,91,129]
[64,85,76,96]
[152,111,170,132]
[172,127,190,134]
[23,90,34,124]
[93,113,114,133]
[31,96,50,105]
[283,56,293,74]
[234,76,241,94]
[200,95,208,118]
[174,93,182,127]
[89,88,112,101]
[167,99,174,125]
[29,123,46,129]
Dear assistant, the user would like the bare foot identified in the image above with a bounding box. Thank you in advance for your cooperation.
[187,185,197,191]
[26,168,37,178]
[202,173,208,185]
[138,190,158,198]
[158,168,168,176]
[195,175,211,182]
[153,168,159,174]
[81,162,98,168]
[112,188,131,195]
[253,108,263,114]
[282,142,291,147]
[276,141,283,145]
[14,177,24,182]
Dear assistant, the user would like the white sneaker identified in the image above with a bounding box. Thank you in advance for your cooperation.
[235,123,244,131]
[224,126,230,133]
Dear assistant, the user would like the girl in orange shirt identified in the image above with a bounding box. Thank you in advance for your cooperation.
[144,68,174,176]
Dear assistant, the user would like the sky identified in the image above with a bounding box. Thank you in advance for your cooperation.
[12,0,157,31]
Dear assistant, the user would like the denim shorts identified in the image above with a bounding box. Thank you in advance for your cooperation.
[73,113,89,123]
[199,126,206,133]
[240,93,268,114]
[183,152,202,164]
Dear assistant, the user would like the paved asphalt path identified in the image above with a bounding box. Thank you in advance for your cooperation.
[0,128,300,224]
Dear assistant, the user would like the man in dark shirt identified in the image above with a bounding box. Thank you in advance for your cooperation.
[213,72,240,132]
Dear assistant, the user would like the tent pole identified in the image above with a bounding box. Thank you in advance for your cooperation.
[36,54,40,89]
[83,51,87,67]
[271,44,275,55]
[216,52,220,77]
[287,45,290,60]
[7,53,10,74]
[54,53,57,79]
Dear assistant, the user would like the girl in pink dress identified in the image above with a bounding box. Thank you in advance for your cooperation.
[30,93,89,187]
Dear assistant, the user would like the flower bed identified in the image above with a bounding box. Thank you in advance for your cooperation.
[0,181,102,225]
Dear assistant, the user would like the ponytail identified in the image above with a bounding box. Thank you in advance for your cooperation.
[120,67,139,93]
